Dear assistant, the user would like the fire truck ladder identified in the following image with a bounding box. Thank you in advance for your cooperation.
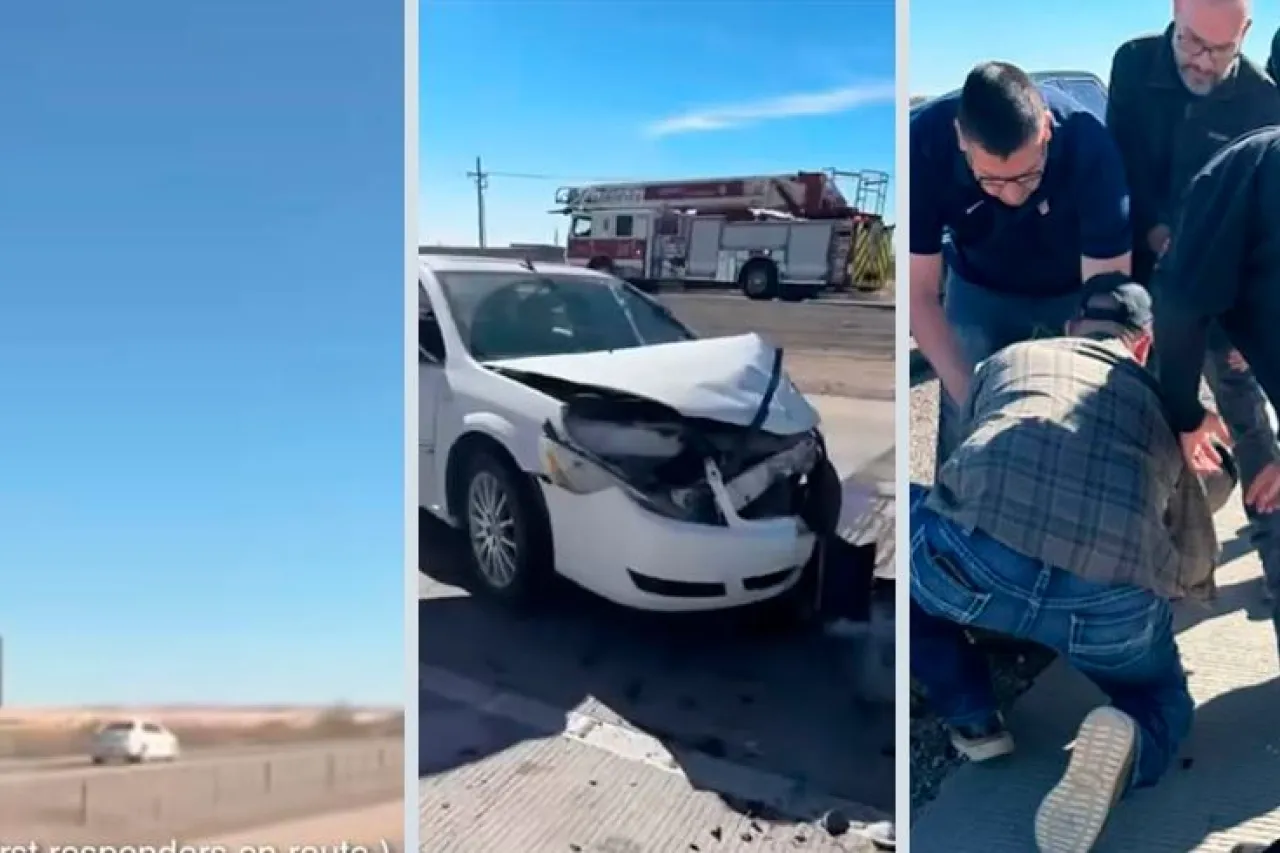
[829,169,893,291]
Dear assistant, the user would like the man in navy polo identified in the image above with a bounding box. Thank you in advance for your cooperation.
[910,61,1133,464]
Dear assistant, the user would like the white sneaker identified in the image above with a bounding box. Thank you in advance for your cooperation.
[949,714,1016,762]
[1034,706,1137,853]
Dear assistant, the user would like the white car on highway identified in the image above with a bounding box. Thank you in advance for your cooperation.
[89,719,180,764]
[419,254,841,612]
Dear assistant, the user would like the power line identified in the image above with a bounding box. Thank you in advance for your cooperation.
[461,160,643,248]
[474,170,645,183]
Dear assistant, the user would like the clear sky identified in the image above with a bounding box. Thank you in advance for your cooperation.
[911,0,1280,98]
[420,0,896,248]
[0,3,404,705]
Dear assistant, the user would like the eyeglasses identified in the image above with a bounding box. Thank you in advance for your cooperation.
[965,142,1048,192]
[1174,25,1240,66]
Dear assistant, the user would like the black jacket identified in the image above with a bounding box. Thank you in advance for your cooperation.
[1270,28,1280,83]
[1107,26,1280,285]
[1154,127,1280,432]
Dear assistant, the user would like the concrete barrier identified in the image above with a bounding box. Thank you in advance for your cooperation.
[0,737,403,843]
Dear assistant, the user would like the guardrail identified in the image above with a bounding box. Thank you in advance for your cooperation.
[0,737,403,843]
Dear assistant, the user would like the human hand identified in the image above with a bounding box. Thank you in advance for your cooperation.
[1179,411,1232,475]
[1245,462,1280,513]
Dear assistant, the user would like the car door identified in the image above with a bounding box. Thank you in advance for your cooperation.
[419,297,447,514]
[140,722,163,757]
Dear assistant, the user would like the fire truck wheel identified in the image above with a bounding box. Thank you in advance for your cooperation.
[587,257,615,275]
[739,259,778,300]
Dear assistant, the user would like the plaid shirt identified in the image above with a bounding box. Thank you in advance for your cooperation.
[926,336,1220,600]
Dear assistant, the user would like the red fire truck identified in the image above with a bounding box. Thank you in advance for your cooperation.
[552,171,888,301]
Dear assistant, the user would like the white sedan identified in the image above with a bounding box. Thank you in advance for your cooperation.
[89,719,180,764]
[419,254,840,612]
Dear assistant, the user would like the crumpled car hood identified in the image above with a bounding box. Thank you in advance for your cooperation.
[485,333,819,435]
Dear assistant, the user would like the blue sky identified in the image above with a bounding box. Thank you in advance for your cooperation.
[0,3,403,705]
[911,0,1280,97]
[420,0,896,247]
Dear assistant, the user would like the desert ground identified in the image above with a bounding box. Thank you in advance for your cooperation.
[0,705,404,757]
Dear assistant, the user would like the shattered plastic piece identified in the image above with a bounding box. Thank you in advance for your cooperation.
[864,820,896,849]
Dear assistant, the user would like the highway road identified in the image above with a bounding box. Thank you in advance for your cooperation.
[0,736,388,777]
[0,736,403,844]
[197,799,403,849]
[656,291,894,358]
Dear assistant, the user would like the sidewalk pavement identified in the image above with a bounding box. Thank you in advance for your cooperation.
[913,496,1280,851]
[419,683,890,853]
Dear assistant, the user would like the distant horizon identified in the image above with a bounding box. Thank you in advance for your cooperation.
[0,702,403,712]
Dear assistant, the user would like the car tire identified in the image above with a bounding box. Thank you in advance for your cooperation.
[739,259,779,300]
[90,756,104,766]
[460,448,552,605]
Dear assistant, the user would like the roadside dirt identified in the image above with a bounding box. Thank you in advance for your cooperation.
[0,706,404,757]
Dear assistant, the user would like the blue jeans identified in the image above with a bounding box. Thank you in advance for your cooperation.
[908,484,1194,793]
[1202,328,1280,619]
[935,270,1081,467]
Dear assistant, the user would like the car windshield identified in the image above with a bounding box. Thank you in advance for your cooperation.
[100,721,134,733]
[436,270,695,360]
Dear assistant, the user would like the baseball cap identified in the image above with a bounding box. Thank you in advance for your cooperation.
[1076,271,1153,332]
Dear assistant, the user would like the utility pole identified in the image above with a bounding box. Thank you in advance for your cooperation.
[466,156,489,248]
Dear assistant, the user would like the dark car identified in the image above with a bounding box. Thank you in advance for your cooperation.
[909,70,1110,302]
[909,70,1108,121]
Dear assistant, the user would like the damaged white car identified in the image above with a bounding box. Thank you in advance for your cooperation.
[419,254,841,612]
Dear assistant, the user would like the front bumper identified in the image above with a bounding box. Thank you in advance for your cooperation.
[541,483,814,612]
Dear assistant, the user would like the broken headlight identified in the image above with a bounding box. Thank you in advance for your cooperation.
[540,434,718,524]
[540,435,616,495]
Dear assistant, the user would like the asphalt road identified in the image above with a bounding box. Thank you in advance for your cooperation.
[0,737,402,843]
[0,737,382,777]
[656,291,894,359]
[419,515,895,808]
